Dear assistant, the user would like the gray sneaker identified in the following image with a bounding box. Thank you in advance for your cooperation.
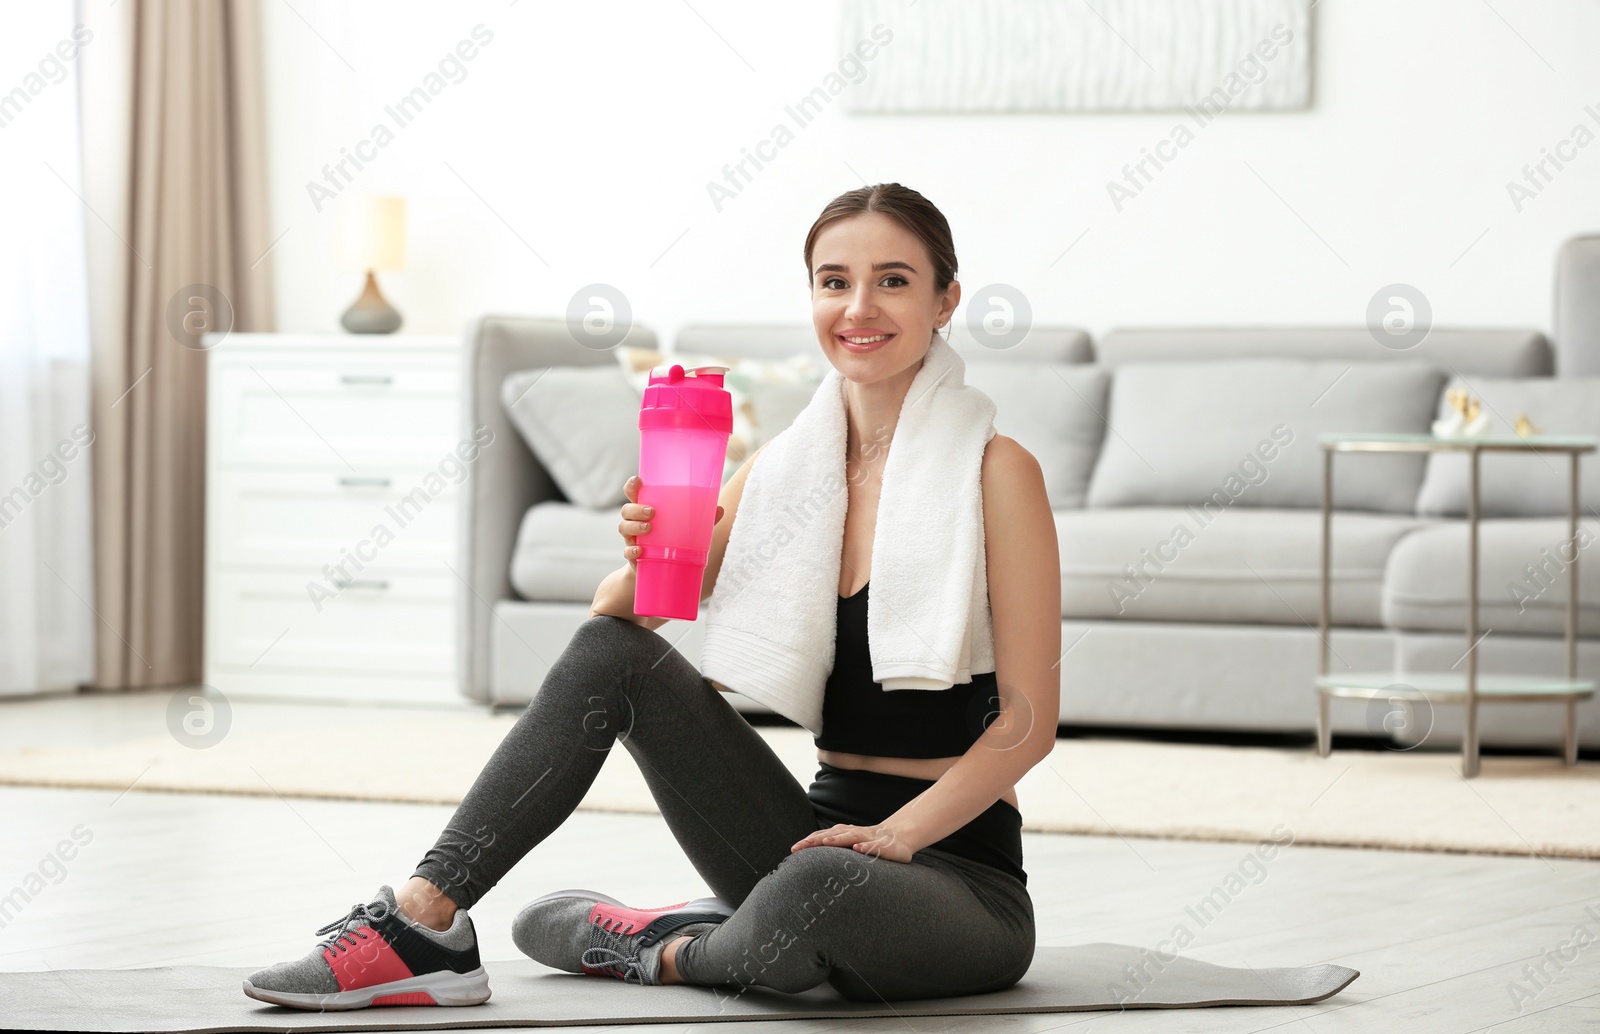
[243,885,490,1010]
[512,888,734,985]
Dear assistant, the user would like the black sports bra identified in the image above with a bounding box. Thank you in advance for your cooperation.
[812,580,1000,758]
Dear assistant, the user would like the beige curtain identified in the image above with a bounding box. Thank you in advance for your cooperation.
[86,0,275,691]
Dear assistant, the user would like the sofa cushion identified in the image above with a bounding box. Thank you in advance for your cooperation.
[1095,326,1553,376]
[1381,518,1600,636]
[965,363,1109,509]
[1415,376,1600,517]
[501,365,641,510]
[1059,507,1425,626]
[509,501,622,602]
[1085,360,1445,513]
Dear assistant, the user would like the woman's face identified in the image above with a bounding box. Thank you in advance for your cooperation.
[810,212,960,383]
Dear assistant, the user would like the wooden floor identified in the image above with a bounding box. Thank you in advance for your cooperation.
[1,691,1597,1033]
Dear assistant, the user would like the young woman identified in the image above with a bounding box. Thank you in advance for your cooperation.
[244,182,1062,1011]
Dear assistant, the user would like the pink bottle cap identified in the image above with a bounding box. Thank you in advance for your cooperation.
[639,364,733,433]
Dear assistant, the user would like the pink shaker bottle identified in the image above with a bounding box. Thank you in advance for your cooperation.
[634,364,733,620]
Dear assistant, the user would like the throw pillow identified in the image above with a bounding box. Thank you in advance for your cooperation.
[1085,360,1446,513]
[501,365,640,509]
[1415,376,1600,516]
[963,362,1109,509]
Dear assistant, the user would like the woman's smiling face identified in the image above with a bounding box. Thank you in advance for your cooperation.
[810,211,960,381]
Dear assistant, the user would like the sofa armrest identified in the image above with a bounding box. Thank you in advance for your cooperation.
[455,314,658,702]
[1556,234,1600,376]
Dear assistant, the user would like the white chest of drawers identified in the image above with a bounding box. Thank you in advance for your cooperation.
[203,333,465,704]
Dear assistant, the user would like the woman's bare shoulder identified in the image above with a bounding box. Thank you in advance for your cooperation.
[981,434,1054,539]
[981,434,1041,489]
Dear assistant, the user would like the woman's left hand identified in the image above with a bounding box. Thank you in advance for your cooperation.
[790,823,916,863]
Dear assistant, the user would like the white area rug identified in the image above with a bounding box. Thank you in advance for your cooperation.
[0,712,1594,859]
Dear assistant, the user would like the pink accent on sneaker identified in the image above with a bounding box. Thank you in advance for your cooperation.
[371,991,439,1006]
[585,899,694,938]
[323,925,414,992]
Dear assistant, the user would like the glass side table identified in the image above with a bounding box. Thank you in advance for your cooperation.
[1316,433,1597,777]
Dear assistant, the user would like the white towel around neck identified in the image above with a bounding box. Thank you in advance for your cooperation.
[700,332,997,736]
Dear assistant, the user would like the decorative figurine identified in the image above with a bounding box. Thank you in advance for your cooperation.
[1432,389,1490,437]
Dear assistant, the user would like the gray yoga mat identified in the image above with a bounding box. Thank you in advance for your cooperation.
[4,944,1359,1032]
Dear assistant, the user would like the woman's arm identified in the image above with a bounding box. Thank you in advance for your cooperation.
[873,435,1063,857]
[589,565,669,631]
[590,440,773,634]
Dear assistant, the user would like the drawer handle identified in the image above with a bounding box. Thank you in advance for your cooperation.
[340,374,394,386]
[340,579,390,591]
[338,476,392,488]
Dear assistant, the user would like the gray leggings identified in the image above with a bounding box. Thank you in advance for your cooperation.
[412,615,1035,1002]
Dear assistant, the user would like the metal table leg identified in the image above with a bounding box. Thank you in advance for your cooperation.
[1317,692,1330,757]
[1566,451,1580,765]
[1464,446,1481,779]
[1318,447,1331,756]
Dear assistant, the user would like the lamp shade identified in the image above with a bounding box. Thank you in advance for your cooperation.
[335,195,406,272]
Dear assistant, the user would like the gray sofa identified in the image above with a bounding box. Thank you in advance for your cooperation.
[457,315,1600,750]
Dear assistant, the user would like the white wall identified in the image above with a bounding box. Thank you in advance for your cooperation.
[259,1,1600,348]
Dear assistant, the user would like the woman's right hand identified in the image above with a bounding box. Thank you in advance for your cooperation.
[620,475,722,573]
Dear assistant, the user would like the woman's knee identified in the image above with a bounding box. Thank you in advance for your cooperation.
[534,617,648,736]
[570,613,653,654]
[760,847,879,922]
[771,845,874,882]
[549,617,657,695]
[550,616,713,734]
[775,850,1034,1002]
[567,616,694,680]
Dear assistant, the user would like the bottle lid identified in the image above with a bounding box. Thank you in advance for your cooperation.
[640,363,733,433]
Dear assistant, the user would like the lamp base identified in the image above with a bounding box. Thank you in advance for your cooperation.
[341,271,402,334]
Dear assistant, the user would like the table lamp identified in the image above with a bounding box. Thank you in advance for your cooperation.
[336,194,405,334]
